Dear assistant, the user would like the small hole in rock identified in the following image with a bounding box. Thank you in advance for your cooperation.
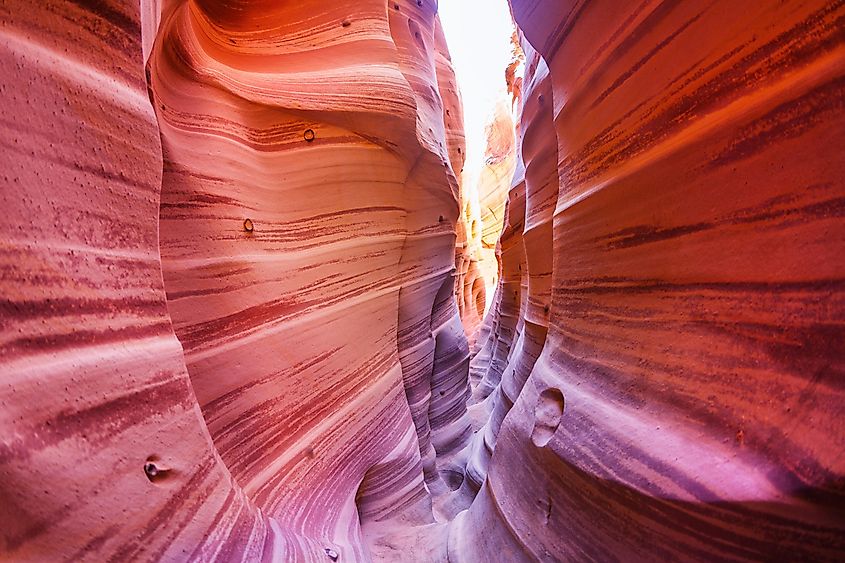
[243,218,254,232]
[531,388,564,447]
[438,215,444,222]
[439,469,464,491]
[303,129,316,142]
[144,460,170,483]
[341,20,351,27]
[393,3,399,10]
[417,0,423,5]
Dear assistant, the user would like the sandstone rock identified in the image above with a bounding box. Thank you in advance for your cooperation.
[2,0,843,561]
[460,0,845,560]
[1,0,470,560]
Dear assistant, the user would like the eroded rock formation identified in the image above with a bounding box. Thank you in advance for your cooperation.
[1,0,844,561]
[473,96,518,305]
[461,0,845,560]
[2,0,473,559]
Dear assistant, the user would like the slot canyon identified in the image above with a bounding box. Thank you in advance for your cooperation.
[1,0,844,561]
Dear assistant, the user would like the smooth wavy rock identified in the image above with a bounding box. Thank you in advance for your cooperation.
[1,0,471,561]
[0,1,289,559]
[455,0,845,561]
[474,97,518,302]
[2,0,844,561]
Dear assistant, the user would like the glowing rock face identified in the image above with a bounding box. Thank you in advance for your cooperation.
[459,0,845,560]
[474,98,518,301]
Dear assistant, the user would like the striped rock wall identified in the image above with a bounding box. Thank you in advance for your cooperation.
[453,0,845,560]
[3,0,845,561]
[1,0,474,560]
[0,0,288,559]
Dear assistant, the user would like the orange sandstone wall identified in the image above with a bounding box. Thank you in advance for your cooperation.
[474,98,518,303]
[0,1,288,559]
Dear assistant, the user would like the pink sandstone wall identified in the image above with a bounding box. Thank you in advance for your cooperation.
[454,0,845,560]
[1,0,473,560]
[2,0,844,561]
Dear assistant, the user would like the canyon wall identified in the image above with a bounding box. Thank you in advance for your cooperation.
[2,0,845,561]
[473,97,518,311]
[0,1,284,559]
[456,0,845,560]
[1,0,475,560]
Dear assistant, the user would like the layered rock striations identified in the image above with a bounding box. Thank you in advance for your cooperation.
[2,0,473,560]
[456,0,845,560]
[2,0,844,562]
[0,0,284,559]
[473,97,518,307]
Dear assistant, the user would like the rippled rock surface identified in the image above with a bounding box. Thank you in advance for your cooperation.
[1,1,472,560]
[2,0,843,561]
[457,0,845,560]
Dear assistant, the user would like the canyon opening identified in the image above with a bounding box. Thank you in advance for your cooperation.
[1,1,844,562]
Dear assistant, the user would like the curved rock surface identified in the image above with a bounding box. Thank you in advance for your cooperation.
[0,1,285,559]
[458,0,845,561]
[2,0,471,560]
[473,96,518,305]
[2,0,844,561]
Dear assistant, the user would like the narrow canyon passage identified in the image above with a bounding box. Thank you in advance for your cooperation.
[1,1,844,562]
